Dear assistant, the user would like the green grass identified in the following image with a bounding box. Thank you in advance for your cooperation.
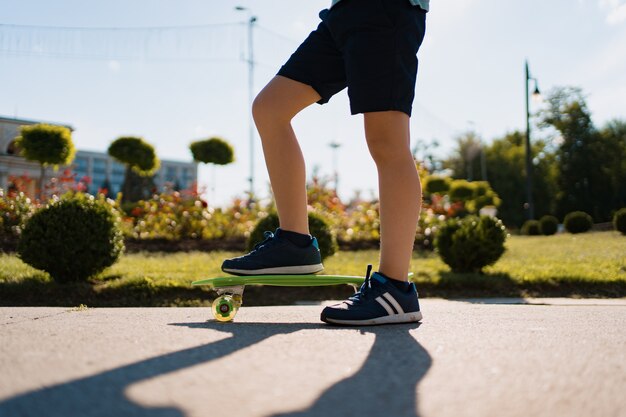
[1,232,624,306]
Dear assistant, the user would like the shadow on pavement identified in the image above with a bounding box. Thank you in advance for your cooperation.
[0,321,431,417]
[268,324,431,417]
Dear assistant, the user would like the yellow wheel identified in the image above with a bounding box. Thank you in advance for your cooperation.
[212,295,238,322]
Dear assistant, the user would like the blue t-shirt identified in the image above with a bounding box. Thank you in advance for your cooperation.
[331,0,429,12]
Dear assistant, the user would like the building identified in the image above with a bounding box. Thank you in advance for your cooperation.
[0,116,197,197]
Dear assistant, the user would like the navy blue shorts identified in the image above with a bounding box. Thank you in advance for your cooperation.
[277,0,426,116]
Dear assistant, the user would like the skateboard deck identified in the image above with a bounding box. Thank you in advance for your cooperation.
[192,274,364,322]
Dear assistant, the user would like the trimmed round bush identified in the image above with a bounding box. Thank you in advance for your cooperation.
[15,123,75,166]
[108,136,160,175]
[435,215,507,273]
[521,220,541,236]
[248,212,337,261]
[539,215,559,236]
[563,211,593,234]
[424,176,450,195]
[190,137,235,166]
[614,208,626,235]
[18,195,124,283]
[448,180,474,202]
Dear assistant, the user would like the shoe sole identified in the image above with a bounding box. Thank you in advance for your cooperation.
[321,311,423,326]
[222,263,325,276]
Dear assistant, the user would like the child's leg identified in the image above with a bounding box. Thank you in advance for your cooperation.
[252,75,322,235]
[221,75,325,275]
[364,111,422,281]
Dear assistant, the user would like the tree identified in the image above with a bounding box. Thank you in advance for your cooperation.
[14,124,75,200]
[598,119,626,212]
[539,87,614,221]
[483,131,557,227]
[189,137,235,201]
[443,131,485,181]
[108,137,160,202]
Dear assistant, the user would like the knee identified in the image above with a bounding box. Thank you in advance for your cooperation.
[251,92,270,125]
[366,135,410,165]
[252,91,291,127]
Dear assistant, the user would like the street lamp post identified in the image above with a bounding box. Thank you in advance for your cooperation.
[525,60,541,220]
[328,141,341,193]
[235,6,257,204]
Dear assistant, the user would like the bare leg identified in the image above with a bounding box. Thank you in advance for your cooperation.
[364,111,422,281]
[253,75,321,235]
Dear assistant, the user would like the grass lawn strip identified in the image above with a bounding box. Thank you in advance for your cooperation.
[0,232,624,306]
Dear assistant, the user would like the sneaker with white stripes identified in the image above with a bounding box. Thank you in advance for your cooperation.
[321,265,422,326]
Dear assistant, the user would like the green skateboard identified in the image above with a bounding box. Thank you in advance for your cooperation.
[192,274,365,322]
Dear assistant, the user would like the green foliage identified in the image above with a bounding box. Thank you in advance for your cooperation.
[108,137,160,203]
[466,181,501,213]
[539,215,559,236]
[119,168,157,203]
[415,209,448,250]
[15,124,76,200]
[483,131,557,227]
[445,179,501,214]
[108,137,160,176]
[521,220,541,236]
[563,211,593,234]
[17,194,124,282]
[190,137,234,165]
[424,176,451,195]
[613,208,626,235]
[3,233,626,306]
[337,201,380,243]
[247,212,337,260]
[123,192,257,240]
[539,87,619,222]
[307,176,346,216]
[599,120,626,214]
[15,124,75,167]
[443,131,484,181]
[435,216,507,273]
[448,180,474,201]
[0,190,35,240]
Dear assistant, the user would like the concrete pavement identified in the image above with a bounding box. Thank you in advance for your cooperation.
[1,299,625,417]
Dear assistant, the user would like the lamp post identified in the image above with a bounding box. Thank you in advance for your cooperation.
[525,59,541,220]
[235,6,257,204]
[328,141,341,193]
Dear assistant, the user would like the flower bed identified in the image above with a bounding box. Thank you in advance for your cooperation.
[1,174,482,254]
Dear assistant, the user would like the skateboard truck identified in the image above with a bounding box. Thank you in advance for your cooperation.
[212,286,245,322]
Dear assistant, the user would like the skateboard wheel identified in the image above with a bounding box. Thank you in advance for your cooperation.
[212,295,238,322]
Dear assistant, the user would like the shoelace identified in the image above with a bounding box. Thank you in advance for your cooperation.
[348,264,375,304]
[251,231,279,253]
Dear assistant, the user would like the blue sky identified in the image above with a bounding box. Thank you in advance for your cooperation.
[1,0,625,205]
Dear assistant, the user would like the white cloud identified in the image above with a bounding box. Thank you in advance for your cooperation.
[598,0,626,24]
[607,2,626,23]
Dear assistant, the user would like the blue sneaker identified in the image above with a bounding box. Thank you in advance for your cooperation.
[321,265,422,325]
[221,229,324,275]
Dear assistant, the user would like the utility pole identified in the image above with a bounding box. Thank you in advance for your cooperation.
[235,6,257,205]
[328,141,341,193]
[525,60,541,220]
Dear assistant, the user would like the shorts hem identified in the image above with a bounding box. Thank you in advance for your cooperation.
[350,104,412,117]
[276,68,331,105]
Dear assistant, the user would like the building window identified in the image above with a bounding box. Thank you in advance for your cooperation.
[74,157,89,178]
[93,158,107,174]
[112,162,125,175]
[165,166,177,182]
